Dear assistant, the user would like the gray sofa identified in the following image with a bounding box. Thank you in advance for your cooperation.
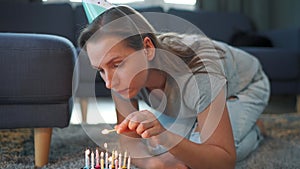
[0,33,76,167]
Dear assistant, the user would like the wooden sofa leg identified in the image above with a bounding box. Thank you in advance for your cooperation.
[79,97,88,123]
[297,95,300,113]
[34,128,52,167]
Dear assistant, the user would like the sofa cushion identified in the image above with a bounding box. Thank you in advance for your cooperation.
[263,28,300,49]
[74,5,89,46]
[136,6,164,13]
[0,3,75,44]
[168,9,254,43]
[242,47,299,80]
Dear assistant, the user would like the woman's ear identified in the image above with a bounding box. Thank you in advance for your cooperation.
[143,37,155,61]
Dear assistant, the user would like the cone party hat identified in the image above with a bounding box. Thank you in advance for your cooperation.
[82,0,115,23]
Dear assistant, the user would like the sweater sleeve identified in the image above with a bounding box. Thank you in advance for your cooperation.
[183,72,227,115]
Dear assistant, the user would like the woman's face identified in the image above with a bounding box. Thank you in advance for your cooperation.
[86,35,150,99]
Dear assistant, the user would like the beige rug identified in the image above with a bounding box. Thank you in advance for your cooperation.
[1,113,300,169]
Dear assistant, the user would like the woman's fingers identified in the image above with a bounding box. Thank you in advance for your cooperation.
[116,118,130,133]
[117,110,165,138]
[140,127,162,138]
[136,122,153,135]
[116,111,139,133]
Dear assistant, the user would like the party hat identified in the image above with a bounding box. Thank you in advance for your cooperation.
[82,0,115,23]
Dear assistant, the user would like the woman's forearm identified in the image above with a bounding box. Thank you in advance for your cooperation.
[165,132,236,169]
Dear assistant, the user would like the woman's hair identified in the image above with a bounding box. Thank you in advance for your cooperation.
[78,5,158,51]
[78,5,224,74]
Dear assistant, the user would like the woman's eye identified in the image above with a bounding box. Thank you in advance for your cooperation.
[113,64,119,68]
[98,68,104,73]
[113,62,123,68]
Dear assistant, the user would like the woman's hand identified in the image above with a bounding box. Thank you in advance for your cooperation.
[116,110,166,138]
[115,110,189,169]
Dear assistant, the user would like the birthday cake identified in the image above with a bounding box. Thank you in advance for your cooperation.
[82,145,132,169]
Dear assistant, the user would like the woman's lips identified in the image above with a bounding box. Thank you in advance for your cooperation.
[116,88,129,95]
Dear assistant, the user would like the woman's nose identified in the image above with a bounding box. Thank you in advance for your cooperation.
[104,73,112,89]
[104,71,118,89]
[104,79,111,89]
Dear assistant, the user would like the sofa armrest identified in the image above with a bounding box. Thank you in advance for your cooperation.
[0,33,76,104]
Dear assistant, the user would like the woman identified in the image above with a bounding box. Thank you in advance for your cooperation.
[78,5,270,169]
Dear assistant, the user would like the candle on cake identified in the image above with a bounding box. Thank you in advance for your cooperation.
[95,148,100,169]
[111,150,115,168]
[118,153,122,169]
[100,151,104,169]
[114,151,118,169]
[91,151,95,169]
[108,156,113,169]
[104,143,109,169]
[122,151,127,168]
[127,156,131,169]
[105,151,109,169]
[84,149,90,169]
